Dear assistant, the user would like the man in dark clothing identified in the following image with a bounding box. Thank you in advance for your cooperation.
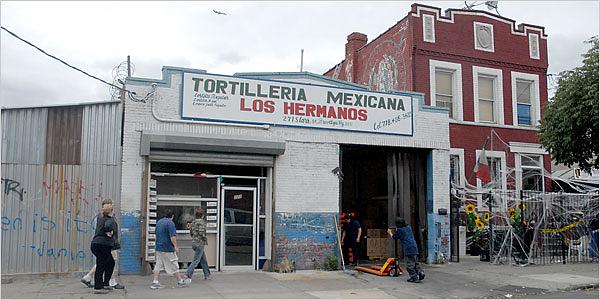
[90,203,117,293]
[387,218,425,283]
[341,213,362,265]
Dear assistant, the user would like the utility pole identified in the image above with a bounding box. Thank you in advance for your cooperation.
[300,49,304,72]
[127,55,131,77]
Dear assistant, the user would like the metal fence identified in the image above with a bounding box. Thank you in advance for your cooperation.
[484,191,599,265]
[1,102,122,274]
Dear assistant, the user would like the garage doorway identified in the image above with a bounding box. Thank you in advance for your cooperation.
[340,145,429,263]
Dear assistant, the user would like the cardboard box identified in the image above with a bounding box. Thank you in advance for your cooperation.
[367,238,388,257]
[367,229,388,238]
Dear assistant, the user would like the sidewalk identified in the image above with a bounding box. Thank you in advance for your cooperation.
[1,257,598,299]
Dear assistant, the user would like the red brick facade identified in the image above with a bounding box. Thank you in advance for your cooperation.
[324,3,551,191]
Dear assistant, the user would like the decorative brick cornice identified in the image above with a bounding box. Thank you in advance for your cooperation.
[415,48,547,73]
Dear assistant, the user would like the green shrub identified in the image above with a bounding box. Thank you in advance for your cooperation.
[324,254,339,271]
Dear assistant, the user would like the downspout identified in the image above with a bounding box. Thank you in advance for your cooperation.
[148,83,271,130]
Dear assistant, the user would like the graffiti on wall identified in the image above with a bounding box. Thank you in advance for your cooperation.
[1,210,98,233]
[274,212,338,270]
[427,212,450,263]
[1,165,112,273]
[331,63,342,80]
[368,55,399,92]
[344,60,353,83]
[362,20,410,91]
[1,178,26,201]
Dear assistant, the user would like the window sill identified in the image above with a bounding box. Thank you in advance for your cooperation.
[449,120,540,131]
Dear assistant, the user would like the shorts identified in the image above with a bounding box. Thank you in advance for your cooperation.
[154,251,179,275]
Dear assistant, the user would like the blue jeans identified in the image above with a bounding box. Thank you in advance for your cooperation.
[186,243,210,279]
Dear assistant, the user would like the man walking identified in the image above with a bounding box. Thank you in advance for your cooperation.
[151,209,188,289]
[387,218,425,283]
[184,208,211,283]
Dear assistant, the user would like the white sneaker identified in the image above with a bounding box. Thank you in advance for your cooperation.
[176,280,189,288]
[150,282,162,289]
[184,278,192,284]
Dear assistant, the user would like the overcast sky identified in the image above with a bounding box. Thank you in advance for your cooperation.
[1,1,598,107]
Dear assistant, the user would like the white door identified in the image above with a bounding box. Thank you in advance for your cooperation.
[220,187,256,271]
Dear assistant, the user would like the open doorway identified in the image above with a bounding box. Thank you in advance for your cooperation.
[340,145,429,263]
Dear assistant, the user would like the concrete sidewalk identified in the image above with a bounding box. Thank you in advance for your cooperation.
[1,257,598,299]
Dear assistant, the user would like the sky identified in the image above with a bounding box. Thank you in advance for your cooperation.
[1,1,598,107]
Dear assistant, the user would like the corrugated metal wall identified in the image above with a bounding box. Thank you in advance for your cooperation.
[1,102,122,274]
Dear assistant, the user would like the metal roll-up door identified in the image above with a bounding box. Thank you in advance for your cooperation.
[149,150,275,167]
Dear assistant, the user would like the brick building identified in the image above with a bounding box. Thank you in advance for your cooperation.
[119,66,451,273]
[324,3,551,205]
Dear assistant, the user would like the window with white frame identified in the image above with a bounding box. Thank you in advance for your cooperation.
[518,154,544,191]
[516,79,533,125]
[473,66,504,124]
[511,72,540,127]
[436,70,454,118]
[450,148,465,188]
[486,157,502,189]
[475,150,506,209]
[478,75,496,122]
[430,60,463,120]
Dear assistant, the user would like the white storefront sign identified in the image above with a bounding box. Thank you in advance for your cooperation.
[182,73,414,135]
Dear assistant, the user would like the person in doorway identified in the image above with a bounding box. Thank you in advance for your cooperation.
[341,213,362,266]
[184,208,211,283]
[81,199,125,290]
[90,202,118,294]
[151,208,189,289]
[387,218,425,283]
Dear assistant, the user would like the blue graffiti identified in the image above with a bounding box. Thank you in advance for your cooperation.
[29,242,86,260]
[1,211,97,233]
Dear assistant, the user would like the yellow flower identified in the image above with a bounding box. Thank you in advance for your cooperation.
[517,203,526,211]
[465,204,476,214]
[476,220,485,230]
[508,207,516,218]
[483,212,491,222]
[475,215,481,222]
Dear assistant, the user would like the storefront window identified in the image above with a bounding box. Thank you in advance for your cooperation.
[155,176,217,198]
[156,205,197,230]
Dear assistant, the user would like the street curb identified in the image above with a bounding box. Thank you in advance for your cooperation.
[562,283,599,291]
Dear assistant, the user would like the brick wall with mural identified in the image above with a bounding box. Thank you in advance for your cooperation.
[324,3,551,191]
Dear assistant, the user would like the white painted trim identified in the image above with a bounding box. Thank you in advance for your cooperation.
[473,22,495,52]
[473,66,504,125]
[511,71,541,127]
[528,33,540,60]
[423,14,436,43]
[450,148,466,186]
[411,6,547,39]
[475,150,507,209]
[449,119,539,131]
[515,153,545,192]
[509,142,548,155]
[429,59,464,121]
